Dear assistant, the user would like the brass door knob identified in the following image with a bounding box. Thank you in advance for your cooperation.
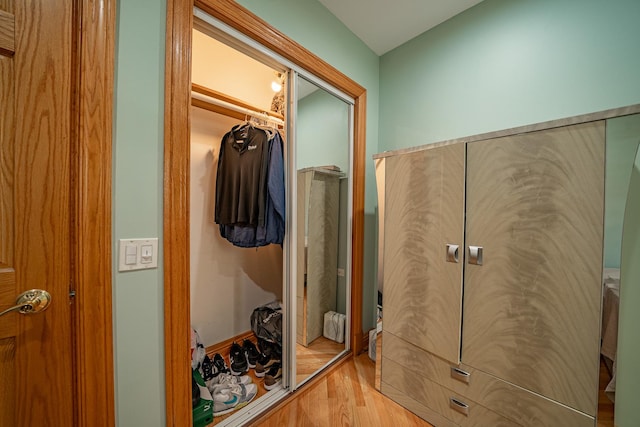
[0,289,52,317]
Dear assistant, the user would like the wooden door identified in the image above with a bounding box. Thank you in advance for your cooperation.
[382,143,465,365]
[463,122,605,415]
[1,1,75,426]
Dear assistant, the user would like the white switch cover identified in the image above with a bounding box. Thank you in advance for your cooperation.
[118,238,159,271]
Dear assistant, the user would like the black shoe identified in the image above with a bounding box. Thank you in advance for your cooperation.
[201,355,215,382]
[212,353,229,375]
[243,340,260,369]
[229,342,248,375]
[264,362,282,390]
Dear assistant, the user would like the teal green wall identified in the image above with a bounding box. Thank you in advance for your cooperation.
[378,1,640,425]
[605,115,640,268]
[112,1,377,425]
[113,0,166,425]
[379,0,640,152]
[238,0,381,331]
[616,145,640,426]
[297,89,349,172]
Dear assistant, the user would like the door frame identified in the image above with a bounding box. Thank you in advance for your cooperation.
[71,0,116,425]
[163,0,366,424]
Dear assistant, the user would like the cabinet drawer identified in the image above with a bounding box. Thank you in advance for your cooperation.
[382,332,594,427]
[382,357,519,427]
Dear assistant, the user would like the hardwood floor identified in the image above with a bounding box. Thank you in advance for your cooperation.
[211,336,344,424]
[211,346,615,426]
[296,336,344,384]
[253,353,433,427]
[598,357,615,427]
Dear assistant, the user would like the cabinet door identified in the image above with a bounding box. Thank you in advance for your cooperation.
[383,143,465,364]
[463,121,605,415]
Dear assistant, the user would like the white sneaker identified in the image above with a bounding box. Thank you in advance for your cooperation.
[212,390,238,416]
[219,383,258,411]
[209,372,252,395]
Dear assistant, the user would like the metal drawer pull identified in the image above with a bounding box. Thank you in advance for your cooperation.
[450,397,469,416]
[468,245,483,265]
[446,244,459,263]
[450,367,470,384]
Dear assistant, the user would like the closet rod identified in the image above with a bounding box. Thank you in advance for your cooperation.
[191,83,285,125]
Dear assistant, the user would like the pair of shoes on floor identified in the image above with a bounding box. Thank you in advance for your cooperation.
[212,381,258,416]
[201,353,236,390]
[255,339,281,378]
[207,354,258,416]
[263,362,282,390]
[230,339,262,375]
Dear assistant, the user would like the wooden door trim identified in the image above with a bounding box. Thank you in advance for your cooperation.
[164,0,366,425]
[72,0,116,425]
[0,10,15,55]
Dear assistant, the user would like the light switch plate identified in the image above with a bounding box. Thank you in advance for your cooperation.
[118,238,159,271]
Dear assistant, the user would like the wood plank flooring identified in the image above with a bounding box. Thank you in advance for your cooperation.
[212,337,344,424]
[598,357,615,427]
[254,353,616,427]
[253,353,433,427]
[296,336,344,384]
[212,346,615,426]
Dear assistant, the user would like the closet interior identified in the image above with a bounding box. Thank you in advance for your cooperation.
[188,13,353,426]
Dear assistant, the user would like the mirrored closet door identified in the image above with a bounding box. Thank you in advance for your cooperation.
[185,8,355,426]
[293,75,352,387]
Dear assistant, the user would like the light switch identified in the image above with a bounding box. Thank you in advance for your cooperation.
[118,238,159,271]
[125,244,137,265]
[140,244,153,264]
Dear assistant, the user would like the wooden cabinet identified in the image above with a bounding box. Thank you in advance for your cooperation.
[377,121,605,426]
[383,143,465,365]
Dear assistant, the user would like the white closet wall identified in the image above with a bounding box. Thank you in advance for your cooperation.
[190,107,283,348]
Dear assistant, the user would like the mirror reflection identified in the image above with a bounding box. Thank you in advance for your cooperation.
[295,76,350,385]
[600,112,640,410]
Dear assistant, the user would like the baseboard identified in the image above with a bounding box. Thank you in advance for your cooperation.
[205,330,256,361]
[362,330,370,354]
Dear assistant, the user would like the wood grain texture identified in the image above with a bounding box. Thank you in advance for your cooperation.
[73,0,116,425]
[463,121,605,415]
[297,170,342,347]
[382,358,519,427]
[0,10,13,55]
[194,0,365,98]
[254,353,433,427]
[0,53,13,268]
[0,270,15,339]
[192,83,284,121]
[13,0,74,425]
[380,382,454,427]
[383,143,465,364]
[0,338,15,427]
[306,171,341,344]
[164,0,194,426]
[296,337,344,384]
[350,91,366,355]
[384,331,594,427]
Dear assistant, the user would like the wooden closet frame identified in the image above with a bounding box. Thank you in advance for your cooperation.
[163,0,367,425]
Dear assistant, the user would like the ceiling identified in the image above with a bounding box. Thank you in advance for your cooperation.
[317,0,485,56]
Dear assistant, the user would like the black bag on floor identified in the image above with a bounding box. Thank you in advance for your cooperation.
[250,301,282,346]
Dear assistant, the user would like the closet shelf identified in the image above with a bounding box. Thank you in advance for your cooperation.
[191,83,284,125]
